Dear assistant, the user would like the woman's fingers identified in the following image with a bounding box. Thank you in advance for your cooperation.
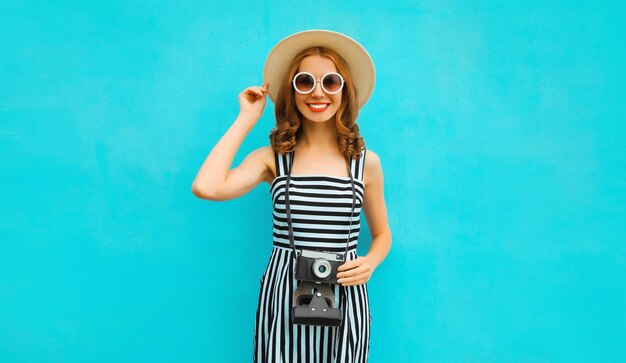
[337,264,368,279]
[243,87,262,98]
[337,271,367,284]
[336,257,374,286]
[256,82,270,96]
[337,268,371,285]
[338,273,369,286]
[239,83,270,105]
[258,83,270,96]
[251,87,265,98]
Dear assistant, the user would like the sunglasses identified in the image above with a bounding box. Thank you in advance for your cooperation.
[292,71,345,95]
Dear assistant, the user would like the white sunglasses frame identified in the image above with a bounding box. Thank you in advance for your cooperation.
[292,71,345,95]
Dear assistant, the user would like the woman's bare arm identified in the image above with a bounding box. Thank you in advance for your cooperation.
[191,114,270,201]
[191,83,271,201]
[361,150,392,269]
[336,149,392,286]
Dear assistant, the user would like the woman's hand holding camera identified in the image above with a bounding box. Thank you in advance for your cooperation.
[336,256,376,286]
[238,82,270,121]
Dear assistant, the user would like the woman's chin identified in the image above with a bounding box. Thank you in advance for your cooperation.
[304,115,335,123]
[299,108,337,123]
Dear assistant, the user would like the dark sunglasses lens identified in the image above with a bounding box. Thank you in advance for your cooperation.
[295,73,314,92]
[323,74,343,93]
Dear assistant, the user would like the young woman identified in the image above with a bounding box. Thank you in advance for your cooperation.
[191,30,392,363]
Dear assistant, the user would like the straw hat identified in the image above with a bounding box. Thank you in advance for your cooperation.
[263,29,376,109]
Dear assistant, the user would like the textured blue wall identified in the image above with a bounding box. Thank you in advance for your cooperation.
[1,1,625,362]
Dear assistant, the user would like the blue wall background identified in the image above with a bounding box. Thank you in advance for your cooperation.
[1,1,624,362]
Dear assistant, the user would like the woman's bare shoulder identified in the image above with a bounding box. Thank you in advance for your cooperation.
[363,148,383,186]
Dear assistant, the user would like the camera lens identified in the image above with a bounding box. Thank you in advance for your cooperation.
[312,259,332,279]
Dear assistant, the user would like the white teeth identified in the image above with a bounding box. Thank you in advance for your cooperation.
[309,104,329,109]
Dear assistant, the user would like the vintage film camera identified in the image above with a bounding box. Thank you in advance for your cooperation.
[283,153,357,327]
[292,250,344,326]
[295,249,344,284]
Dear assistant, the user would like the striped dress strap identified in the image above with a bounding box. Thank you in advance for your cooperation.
[274,149,292,178]
[350,146,367,183]
[275,147,365,180]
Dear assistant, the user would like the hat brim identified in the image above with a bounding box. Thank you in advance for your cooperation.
[263,29,375,110]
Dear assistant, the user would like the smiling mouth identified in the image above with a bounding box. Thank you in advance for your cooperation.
[307,103,330,112]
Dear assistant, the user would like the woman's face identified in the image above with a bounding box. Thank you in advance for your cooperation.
[294,55,342,123]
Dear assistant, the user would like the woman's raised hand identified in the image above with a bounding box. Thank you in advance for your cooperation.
[238,82,270,120]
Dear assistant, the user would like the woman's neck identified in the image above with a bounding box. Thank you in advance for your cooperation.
[297,118,340,152]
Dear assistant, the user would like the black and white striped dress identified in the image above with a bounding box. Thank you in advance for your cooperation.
[253,147,371,363]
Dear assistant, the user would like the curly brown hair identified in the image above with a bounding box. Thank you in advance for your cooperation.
[269,46,365,160]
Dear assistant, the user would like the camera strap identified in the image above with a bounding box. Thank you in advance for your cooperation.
[284,149,357,263]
